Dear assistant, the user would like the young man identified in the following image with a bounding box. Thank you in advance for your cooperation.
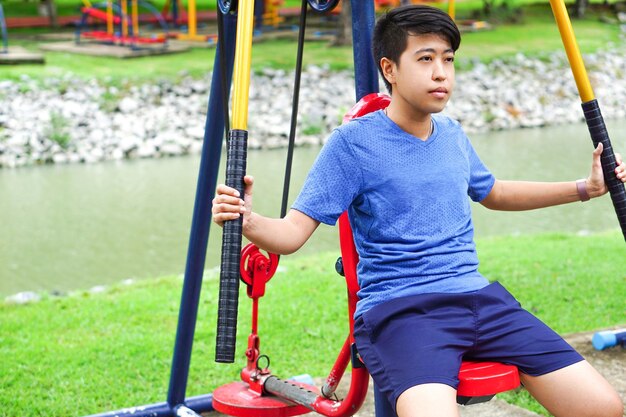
[212,5,625,417]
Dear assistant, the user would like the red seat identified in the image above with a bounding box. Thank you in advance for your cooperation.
[340,93,521,407]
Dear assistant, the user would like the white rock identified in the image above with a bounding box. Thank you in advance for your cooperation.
[118,97,139,113]
[5,291,41,304]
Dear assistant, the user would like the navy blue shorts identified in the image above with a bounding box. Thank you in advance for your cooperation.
[353,282,583,411]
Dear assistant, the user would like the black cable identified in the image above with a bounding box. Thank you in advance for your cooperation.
[280,0,308,218]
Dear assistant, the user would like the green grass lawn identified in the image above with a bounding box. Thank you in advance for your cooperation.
[1,232,625,416]
[458,7,622,64]
[0,1,622,83]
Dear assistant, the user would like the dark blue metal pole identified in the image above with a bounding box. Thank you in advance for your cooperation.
[171,0,179,27]
[86,402,172,417]
[166,11,238,407]
[254,0,264,32]
[350,0,378,101]
[0,3,8,54]
[84,394,214,417]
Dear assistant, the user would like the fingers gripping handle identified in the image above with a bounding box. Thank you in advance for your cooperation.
[582,100,626,241]
[216,129,248,363]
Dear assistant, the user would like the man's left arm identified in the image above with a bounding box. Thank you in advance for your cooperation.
[481,143,626,211]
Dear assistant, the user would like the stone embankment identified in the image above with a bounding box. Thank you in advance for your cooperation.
[1,48,625,168]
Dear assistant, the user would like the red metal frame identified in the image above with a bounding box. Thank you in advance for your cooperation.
[212,243,369,417]
[340,93,521,402]
[80,31,167,44]
[82,7,122,24]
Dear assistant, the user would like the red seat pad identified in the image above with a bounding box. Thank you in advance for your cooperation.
[458,361,520,397]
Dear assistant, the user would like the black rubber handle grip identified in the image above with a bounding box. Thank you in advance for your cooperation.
[264,376,318,409]
[581,100,626,241]
[215,129,248,363]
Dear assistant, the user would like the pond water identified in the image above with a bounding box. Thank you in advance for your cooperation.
[1,118,625,297]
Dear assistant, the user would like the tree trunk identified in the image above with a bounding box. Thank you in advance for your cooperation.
[482,0,494,16]
[330,0,352,47]
[574,0,589,17]
[41,0,58,28]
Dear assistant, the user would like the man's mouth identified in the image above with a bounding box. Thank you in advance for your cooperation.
[429,88,448,98]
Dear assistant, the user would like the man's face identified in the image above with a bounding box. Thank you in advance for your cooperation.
[383,33,456,116]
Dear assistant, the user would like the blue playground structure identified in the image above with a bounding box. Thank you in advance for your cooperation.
[75,0,170,49]
[1,2,8,54]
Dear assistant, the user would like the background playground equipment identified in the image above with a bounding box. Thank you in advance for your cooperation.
[0,1,45,64]
[76,0,169,48]
[377,0,491,30]
[260,0,285,29]
[173,0,213,41]
[160,0,218,42]
[592,330,626,350]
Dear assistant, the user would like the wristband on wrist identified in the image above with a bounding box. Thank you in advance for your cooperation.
[576,179,590,202]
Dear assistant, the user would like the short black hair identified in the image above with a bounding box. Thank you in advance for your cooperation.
[373,5,461,93]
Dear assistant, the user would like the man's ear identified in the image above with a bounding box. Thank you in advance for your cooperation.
[380,57,396,85]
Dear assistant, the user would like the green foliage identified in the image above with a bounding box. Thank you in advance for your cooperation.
[1,232,625,416]
[456,6,622,68]
[46,111,71,149]
[301,124,323,136]
[99,87,123,113]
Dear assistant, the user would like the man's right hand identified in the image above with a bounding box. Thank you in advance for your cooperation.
[212,175,254,227]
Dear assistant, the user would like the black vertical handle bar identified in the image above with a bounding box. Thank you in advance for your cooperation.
[581,99,626,241]
[215,129,248,363]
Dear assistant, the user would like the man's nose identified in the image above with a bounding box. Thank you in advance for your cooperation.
[432,60,447,81]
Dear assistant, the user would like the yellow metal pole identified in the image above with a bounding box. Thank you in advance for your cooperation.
[106,0,113,35]
[187,0,197,37]
[132,0,139,38]
[548,0,594,102]
[548,0,626,241]
[448,0,455,21]
[231,0,255,130]
[121,0,129,38]
[177,0,209,42]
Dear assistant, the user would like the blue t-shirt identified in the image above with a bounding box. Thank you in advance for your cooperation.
[293,110,495,318]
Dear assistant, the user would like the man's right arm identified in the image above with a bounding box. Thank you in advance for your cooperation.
[244,209,320,255]
[212,175,320,255]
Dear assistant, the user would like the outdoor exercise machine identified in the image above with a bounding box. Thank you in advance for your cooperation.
[76,0,169,48]
[160,0,216,42]
[173,0,208,41]
[83,0,626,416]
[260,0,285,29]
